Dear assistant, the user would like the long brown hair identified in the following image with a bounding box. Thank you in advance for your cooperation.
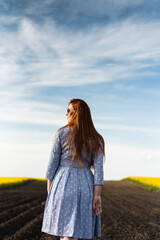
[59,98,105,168]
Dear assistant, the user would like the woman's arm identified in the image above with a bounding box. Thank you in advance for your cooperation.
[47,179,53,194]
[45,130,61,194]
[45,130,61,181]
[94,185,102,196]
[92,144,104,217]
[92,185,102,217]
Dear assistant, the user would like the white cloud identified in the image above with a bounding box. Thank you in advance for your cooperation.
[114,84,135,91]
[0,95,159,133]
[105,143,160,180]
[94,115,123,121]
[143,89,160,96]
[0,98,66,126]
[0,14,159,144]
[147,153,160,161]
[1,16,160,92]
[0,142,50,178]
[0,140,159,179]
[96,122,160,133]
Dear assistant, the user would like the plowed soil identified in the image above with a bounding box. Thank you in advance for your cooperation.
[0,180,160,240]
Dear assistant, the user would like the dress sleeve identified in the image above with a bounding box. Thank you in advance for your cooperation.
[93,144,104,186]
[45,130,61,180]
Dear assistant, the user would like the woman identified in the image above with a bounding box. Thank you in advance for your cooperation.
[41,98,105,240]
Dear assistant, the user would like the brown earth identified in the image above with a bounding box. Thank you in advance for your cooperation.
[0,180,160,240]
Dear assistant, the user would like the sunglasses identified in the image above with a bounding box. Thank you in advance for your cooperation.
[67,108,72,113]
[67,108,74,114]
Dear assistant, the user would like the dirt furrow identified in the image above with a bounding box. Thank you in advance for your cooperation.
[0,195,44,212]
[3,212,44,240]
[0,196,45,224]
[101,181,160,240]
[0,201,45,239]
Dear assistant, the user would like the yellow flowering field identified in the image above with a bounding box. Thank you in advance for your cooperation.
[0,177,46,189]
[121,176,160,192]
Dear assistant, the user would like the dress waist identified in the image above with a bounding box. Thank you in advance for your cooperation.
[59,163,90,169]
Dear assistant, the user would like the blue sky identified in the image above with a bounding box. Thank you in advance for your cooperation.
[0,0,160,180]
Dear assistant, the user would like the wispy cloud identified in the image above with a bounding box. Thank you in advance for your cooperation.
[96,123,160,133]
[1,14,160,132]
[0,94,159,135]
[1,16,160,94]
[0,98,66,126]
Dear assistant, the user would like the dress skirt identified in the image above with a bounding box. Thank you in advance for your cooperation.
[41,164,102,239]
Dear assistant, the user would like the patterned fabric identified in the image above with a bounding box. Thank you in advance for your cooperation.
[41,126,104,239]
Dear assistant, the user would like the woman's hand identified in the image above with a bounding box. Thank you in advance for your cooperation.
[92,195,102,217]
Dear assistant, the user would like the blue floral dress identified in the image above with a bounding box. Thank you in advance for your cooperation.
[41,126,104,239]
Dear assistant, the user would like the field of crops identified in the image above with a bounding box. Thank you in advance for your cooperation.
[1,176,160,192]
[0,177,46,189]
[121,176,160,192]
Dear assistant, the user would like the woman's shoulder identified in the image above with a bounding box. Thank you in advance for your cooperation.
[57,125,71,138]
